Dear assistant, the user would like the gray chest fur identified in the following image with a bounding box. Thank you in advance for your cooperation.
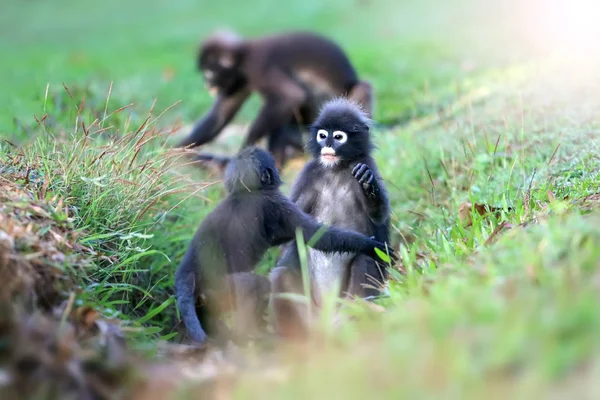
[306,168,370,299]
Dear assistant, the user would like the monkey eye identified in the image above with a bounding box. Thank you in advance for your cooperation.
[332,131,348,144]
[316,129,328,142]
[204,70,214,80]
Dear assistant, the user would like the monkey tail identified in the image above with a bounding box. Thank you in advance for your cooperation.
[174,248,208,344]
[192,152,232,171]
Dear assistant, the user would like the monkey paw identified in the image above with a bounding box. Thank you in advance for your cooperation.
[352,163,375,190]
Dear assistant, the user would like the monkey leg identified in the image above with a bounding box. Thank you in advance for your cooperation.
[179,88,251,149]
[268,128,291,170]
[282,119,307,162]
[268,124,304,169]
[242,70,307,150]
[343,254,387,299]
[269,243,321,341]
[226,272,271,342]
[348,80,374,118]
[198,273,269,345]
[269,265,311,340]
[193,297,231,344]
[284,117,306,151]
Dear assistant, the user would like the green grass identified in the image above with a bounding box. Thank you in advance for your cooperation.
[2,0,600,396]
[2,0,509,137]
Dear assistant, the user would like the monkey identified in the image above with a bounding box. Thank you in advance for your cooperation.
[177,29,374,169]
[270,97,392,340]
[174,146,393,346]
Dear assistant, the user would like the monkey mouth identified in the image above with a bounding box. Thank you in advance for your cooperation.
[320,154,339,166]
[208,87,219,97]
[320,147,339,166]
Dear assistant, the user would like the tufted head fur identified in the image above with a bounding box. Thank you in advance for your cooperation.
[224,147,282,193]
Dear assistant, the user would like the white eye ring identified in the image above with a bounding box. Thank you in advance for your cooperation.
[204,70,214,79]
[316,129,328,142]
[332,130,347,144]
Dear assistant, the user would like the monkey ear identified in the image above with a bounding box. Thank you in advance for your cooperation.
[261,168,273,186]
[261,167,280,186]
[355,123,369,132]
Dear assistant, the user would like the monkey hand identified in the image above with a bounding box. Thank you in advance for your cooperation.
[367,236,397,264]
[352,163,378,196]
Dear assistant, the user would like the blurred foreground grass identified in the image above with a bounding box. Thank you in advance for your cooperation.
[1,0,600,397]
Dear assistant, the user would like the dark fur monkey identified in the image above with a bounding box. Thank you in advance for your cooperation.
[174,147,392,345]
[270,98,392,340]
[177,30,374,168]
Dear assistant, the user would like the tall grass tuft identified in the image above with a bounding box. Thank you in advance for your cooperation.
[3,85,218,342]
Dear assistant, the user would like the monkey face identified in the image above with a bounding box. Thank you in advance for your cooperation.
[308,99,372,167]
[198,43,246,96]
[312,129,348,167]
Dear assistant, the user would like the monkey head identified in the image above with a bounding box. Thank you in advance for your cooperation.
[307,98,373,168]
[197,30,248,96]
[224,147,282,194]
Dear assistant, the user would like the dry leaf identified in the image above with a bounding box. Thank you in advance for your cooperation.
[458,202,510,227]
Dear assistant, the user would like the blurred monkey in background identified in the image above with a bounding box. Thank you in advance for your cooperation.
[177,30,374,169]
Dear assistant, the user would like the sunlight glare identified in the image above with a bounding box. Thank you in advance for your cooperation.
[543,0,600,54]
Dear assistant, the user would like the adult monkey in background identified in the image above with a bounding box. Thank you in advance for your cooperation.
[175,147,392,346]
[177,30,374,168]
[270,98,392,340]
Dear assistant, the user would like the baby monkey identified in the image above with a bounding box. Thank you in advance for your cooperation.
[175,147,392,345]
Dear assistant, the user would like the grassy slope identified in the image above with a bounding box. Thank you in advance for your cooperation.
[232,64,600,399]
[2,0,600,397]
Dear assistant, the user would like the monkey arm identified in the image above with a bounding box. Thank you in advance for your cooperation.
[178,87,251,148]
[269,199,392,262]
[352,161,391,225]
[242,101,291,148]
[292,191,317,215]
[365,176,391,224]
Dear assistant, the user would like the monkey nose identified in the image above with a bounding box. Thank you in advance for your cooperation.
[321,147,336,156]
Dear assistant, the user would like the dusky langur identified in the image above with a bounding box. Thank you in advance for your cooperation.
[174,146,392,346]
[270,98,392,340]
[177,30,374,169]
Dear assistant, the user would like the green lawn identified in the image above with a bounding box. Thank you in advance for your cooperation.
[2,0,510,136]
[1,0,600,397]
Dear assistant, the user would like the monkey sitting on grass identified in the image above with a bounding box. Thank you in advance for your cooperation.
[271,97,393,340]
[175,146,393,346]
